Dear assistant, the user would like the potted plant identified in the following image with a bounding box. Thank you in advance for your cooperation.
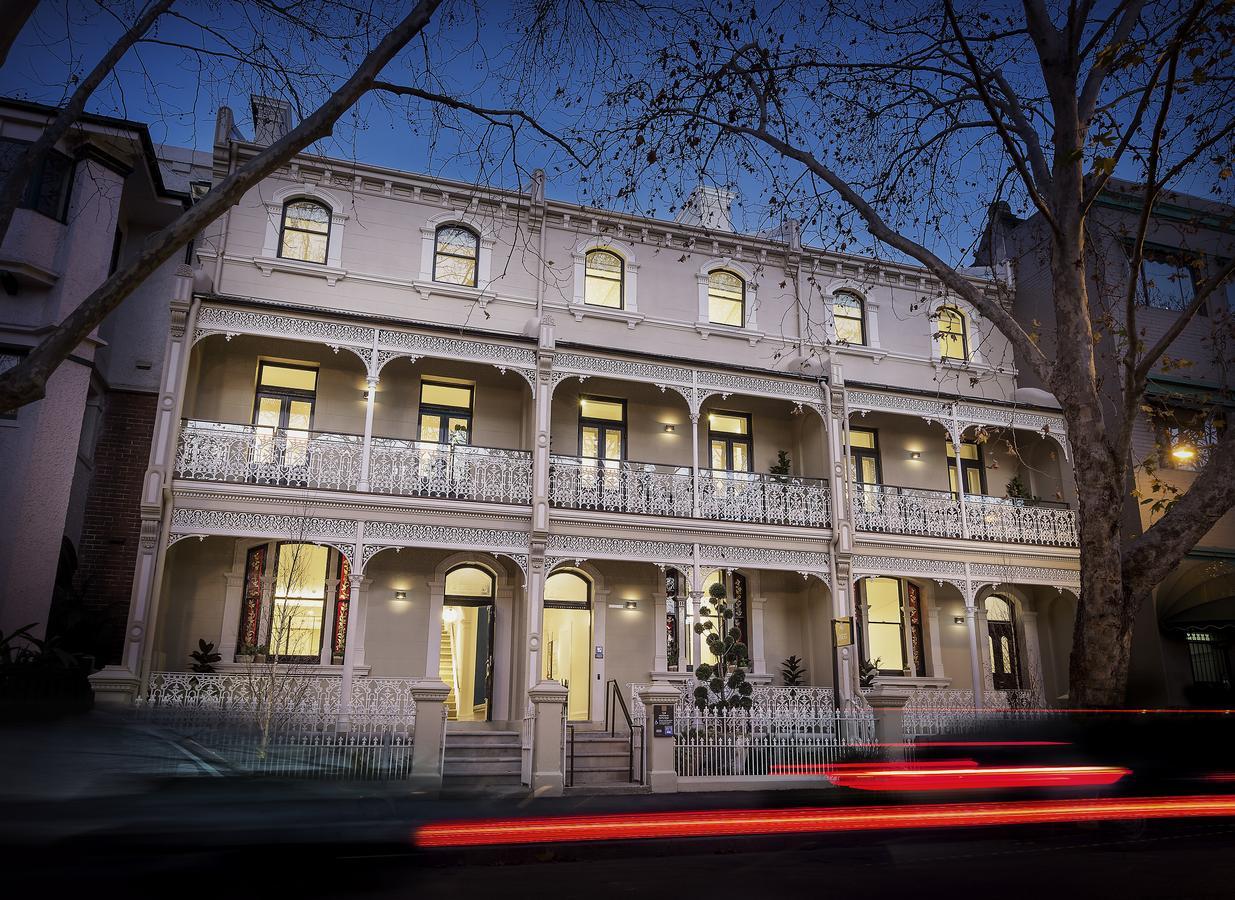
[781,655,806,687]
[769,449,791,481]
[859,657,881,689]
[190,639,222,673]
[236,643,256,663]
[253,644,269,664]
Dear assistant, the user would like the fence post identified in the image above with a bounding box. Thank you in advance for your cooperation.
[528,680,568,797]
[865,685,911,760]
[638,682,681,793]
[409,679,451,791]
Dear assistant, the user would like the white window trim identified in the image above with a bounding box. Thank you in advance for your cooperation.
[697,258,759,333]
[260,183,348,271]
[928,296,985,367]
[420,212,495,290]
[572,238,639,313]
[824,282,881,348]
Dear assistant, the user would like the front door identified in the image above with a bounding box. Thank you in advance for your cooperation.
[985,595,1020,690]
[440,602,494,722]
[542,570,593,721]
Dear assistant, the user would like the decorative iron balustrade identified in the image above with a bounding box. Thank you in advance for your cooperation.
[176,420,362,492]
[175,420,531,505]
[548,456,693,517]
[697,469,832,527]
[902,687,1048,739]
[852,483,1077,547]
[368,438,531,504]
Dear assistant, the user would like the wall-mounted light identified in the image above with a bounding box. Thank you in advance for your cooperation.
[361,389,372,401]
[393,590,407,601]
[624,600,639,610]
[663,424,676,434]
[954,615,965,625]
[909,451,922,460]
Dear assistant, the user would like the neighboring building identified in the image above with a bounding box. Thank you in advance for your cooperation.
[84,94,1085,756]
[978,184,1235,708]
[0,98,211,663]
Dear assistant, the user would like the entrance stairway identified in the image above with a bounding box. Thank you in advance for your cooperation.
[438,626,457,720]
[442,728,522,787]
[566,726,645,790]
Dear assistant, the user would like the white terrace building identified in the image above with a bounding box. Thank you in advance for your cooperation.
[95,101,1083,782]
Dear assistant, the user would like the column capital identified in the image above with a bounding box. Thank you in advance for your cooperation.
[528,680,569,704]
[409,678,451,703]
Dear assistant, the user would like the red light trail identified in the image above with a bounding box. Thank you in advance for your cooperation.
[414,795,1235,848]
[822,764,1129,791]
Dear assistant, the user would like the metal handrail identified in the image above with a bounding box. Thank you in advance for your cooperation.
[606,678,642,783]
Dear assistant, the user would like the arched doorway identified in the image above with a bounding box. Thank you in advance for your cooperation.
[543,570,593,721]
[986,594,1021,690]
[442,564,496,722]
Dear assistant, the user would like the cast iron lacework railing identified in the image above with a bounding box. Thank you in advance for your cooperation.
[548,455,693,517]
[367,438,531,504]
[175,420,531,505]
[901,687,1048,739]
[697,468,832,527]
[851,483,1077,547]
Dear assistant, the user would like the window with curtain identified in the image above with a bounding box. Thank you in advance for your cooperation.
[833,291,867,345]
[269,543,331,661]
[707,269,745,327]
[278,199,331,264]
[433,224,479,286]
[584,249,624,308]
[936,306,969,361]
[863,577,906,674]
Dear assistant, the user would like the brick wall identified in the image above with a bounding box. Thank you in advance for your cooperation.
[76,389,157,665]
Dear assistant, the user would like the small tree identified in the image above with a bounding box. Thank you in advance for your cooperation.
[692,581,753,713]
[780,654,806,687]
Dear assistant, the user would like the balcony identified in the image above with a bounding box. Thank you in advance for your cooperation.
[549,456,832,527]
[852,483,1077,547]
[175,420,532,505]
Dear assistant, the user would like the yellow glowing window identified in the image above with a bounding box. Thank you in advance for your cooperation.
[864,577,905,673]
[433,225,479,287]
[279,200,330,264]
[946,440,980,460]
[834,291,866,345]
[937,306,969,360]
[849,428,876,450]
[584,249,624,309]
[258,363,318,392]
[270,543,330,659]
[420,381,473,411]
[445,565,494,598]
[707,269,745,327]
[708,412,749,435]
[545,571,591,606]
[580,396,625,422]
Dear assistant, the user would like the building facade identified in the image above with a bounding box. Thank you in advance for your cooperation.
[80,98,1086,753]
[0,99,210,663]
[979,185,1235,708]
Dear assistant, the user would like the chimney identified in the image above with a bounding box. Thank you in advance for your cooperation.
[250,95,293,145]
[674,184,737,232]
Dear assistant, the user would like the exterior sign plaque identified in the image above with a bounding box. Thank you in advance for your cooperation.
[832,616,854,648]
[652,703,675,737]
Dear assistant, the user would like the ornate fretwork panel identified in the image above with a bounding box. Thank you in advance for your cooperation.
[193,305,373,349]
[362,520,528,554]
[852,485,963,539]
[851,555,966,579]
[169,507,359,543]
[697,545,830,579]
[176,421,363,492]
[546,534,694,564]
[548,457,693,518]
[368,440,532,505]
[697,471,831,528]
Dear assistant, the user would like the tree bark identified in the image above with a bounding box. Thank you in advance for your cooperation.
[0,0,38,68]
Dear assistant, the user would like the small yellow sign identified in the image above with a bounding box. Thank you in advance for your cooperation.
[832,617,854,648]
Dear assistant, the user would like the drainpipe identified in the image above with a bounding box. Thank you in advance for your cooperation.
[211,141,238,294]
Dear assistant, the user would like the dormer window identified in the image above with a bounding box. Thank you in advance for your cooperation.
[707,269,745,327]
[433,225,479,287]
[584,249,624,308]
[278,199,331,264]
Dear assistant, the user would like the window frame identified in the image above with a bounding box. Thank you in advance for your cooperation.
[418,378,475,446]
[543,569,593,610]
[277,198,332,265]
[833,291,867,345]
[1132,244,1205,315]
[857,577,924,676]
[849,427,883,487]
[252,361,318,430]
[578,394,627,461]
[583,248,625,309]
[936,305,970,362]
[707,268,747,328]
[267,541,332,664]
[432,224,480,288]
[1185,631,1231,688]
[946,439,988,496]
[707,409,753,472]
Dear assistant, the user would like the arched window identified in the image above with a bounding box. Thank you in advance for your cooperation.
[278,199,331,264]
[937,305,969,361]
[584,249,624,308]
[707,269,745,327]
[833,291,867,345]
[985,594,1020,690]
[543,570,593,721]
[433,224,479,287]
[442,564,496,723]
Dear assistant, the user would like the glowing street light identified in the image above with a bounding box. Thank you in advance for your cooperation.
[1171,444,1196,462]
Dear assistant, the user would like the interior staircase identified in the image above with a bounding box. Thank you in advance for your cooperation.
[438,625,457,720]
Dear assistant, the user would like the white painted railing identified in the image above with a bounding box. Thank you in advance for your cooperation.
[176,420,362,491]
[902,687,1048,739]
[368,438,531,504]
[852,484,1077,547]
[698,469,832,527]
[176,420,531,505]
[549,456,693,517]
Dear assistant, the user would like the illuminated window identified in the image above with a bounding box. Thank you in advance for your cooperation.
[544,570,593,721]
[849,427,881,488]
[694,571,749,669]
[937,306,969,361]
[269,543,330,661]
[433,225,479,287]
[708,410,752,472]
[584,249,624,308]
[833,291,866,345]
[985,594,1020,690]
[278,199,330,264]
[579,395,626,461]
[1154,405,1225,471]
[946,440,987,495]
[707,269,745,327]
[253,362,317,467]
[418,379,473,445]
[859,578,925,676]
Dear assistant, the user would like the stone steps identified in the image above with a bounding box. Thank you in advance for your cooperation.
[442,728,522,781]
